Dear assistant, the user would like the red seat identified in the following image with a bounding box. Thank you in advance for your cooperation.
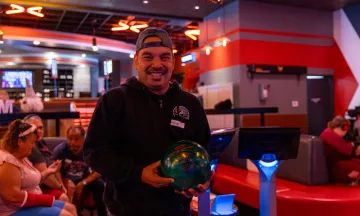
[212,164,360,216]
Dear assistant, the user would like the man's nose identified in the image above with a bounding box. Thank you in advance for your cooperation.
[151,58,162,68]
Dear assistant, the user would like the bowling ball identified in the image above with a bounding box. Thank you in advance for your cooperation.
[160,140,211,190]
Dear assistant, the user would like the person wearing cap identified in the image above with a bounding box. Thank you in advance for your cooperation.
[83,27,212,215]
[320,116,360,184]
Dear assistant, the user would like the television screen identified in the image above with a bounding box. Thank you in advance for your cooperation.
[1,70,33,88]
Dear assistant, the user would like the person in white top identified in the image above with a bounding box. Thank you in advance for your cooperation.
[0,120,77,216]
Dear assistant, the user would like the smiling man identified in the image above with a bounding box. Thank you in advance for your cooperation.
[83,27,211,216]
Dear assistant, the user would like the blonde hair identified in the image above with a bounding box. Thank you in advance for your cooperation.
[327,115,349,129]
[0,120,35,153]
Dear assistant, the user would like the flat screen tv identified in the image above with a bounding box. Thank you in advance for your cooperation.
[1,70,33,88]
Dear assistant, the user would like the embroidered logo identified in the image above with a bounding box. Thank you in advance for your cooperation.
[173,106,190,120]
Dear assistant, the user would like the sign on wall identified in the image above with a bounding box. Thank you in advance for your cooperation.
[0,100,14,113]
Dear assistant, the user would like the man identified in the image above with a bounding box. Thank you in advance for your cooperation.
[53,125,107,216]
[83,27,212,216]
[24,114,69,202]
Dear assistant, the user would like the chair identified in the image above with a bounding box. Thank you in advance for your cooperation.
[211,194,238,216]
[74,191,97,216]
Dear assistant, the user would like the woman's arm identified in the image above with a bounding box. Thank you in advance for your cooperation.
[0,163,26,205]
[34,163,62,189]
[0,162,55,207]
[320,129,353,156]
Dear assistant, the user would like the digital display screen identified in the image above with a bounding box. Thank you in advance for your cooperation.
[1,70,33,88]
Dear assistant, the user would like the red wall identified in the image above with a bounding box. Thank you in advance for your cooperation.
[197,29,357,115]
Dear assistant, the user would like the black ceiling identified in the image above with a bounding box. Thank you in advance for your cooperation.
[0,0,360,55]
[0,0,235,53]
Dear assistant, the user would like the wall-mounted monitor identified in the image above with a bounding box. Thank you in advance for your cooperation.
[181,52,196,64]
[1,70,33,88]
[104,60,113,76]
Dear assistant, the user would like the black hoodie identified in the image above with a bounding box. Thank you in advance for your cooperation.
[83,76,211,216]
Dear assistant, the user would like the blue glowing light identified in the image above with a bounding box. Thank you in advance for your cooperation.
[259,160,278,167]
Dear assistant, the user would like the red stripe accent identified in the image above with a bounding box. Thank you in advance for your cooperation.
[205,28,333,45]
[0,57,97,66]
[200,39,333,73]
[0,25,135,50]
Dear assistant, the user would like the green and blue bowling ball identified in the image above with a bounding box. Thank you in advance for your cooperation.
[160,140,211,190]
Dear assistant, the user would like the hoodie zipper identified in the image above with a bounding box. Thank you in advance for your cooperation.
[159,100,163,109]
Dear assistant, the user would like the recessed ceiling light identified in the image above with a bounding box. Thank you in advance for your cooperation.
[7,62,15,66]
[81,53,86,58]
[143,0,149,4]
[33,40,40,45]
[129,54,134,58]
[195,6,200,9]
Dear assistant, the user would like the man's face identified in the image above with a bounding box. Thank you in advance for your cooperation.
[134,37,174,93]
[67,128,84,155]
[27,118,44,140]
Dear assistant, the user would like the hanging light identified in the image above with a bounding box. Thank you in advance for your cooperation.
[221,37,230,47]
[92,38,98,51]
[203,45,213,55]
[0,30,3,44]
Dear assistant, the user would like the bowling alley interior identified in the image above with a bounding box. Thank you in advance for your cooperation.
[1,0,360,215]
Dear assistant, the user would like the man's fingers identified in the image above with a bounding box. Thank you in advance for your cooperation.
[154,176,175,185]
[152,161,161,168]
[181,190,193,198]
[188,188,200,197]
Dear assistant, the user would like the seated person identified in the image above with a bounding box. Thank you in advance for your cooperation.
[0,120,77,216]
[353,113,360,141]
[24,114,69,202]
[53,125,107,216]
[320,116,360,183]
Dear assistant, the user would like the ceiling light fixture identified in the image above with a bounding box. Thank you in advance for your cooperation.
[185,29,200,40]
[27,6,44,17]
[81,53,86,58]
[143,0,149,4]
[195,6,200,9]
[130,24,148,33]
[112,21,148,33]
[129,53,134,58]
[6,4,44,17]
[6,4,24,14]
[111,22,129,31]
[33,40,40,45]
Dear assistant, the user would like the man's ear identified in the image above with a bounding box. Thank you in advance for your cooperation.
[134,53,138,70]
[171,53,175,72]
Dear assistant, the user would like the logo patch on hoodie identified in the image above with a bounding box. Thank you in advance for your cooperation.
[173,106,190,120]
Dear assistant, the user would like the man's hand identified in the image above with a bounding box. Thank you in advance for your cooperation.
[66,180,76,203]
[175,170,215,198]
[141,161,174,188]
[75,181,85,200]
